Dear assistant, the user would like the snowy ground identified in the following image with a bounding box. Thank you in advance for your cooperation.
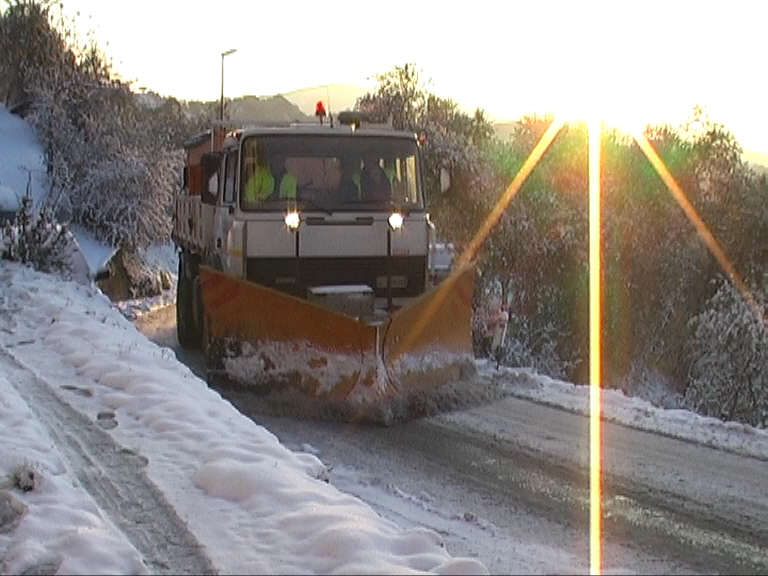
[2,261,767,574]
[0,262,490,575]
[481,365,768,462]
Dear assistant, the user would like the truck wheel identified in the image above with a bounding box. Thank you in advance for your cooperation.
[202,312,225,373]
[176,254,199,348]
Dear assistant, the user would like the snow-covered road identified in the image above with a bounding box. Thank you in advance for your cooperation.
[136,303,768,574]
[3,263,494,575]
[228,387,768,575]
[1,346,216,575]
[0,344,215,574]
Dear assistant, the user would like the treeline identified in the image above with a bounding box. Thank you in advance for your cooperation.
[0,0,212,250]
[359,65,767,426]
[1,2,765,425]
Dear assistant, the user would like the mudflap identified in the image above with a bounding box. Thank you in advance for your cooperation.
[199,264,478,424]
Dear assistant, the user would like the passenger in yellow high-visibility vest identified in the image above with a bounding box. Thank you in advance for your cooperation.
[244,153,297,202]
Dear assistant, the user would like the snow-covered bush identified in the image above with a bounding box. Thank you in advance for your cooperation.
[685,276,767,426]
[498,311,578,381]
[1,191,73,277]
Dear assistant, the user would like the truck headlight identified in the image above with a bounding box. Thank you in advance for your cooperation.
[388,212,403,231]
[285,211,300,230]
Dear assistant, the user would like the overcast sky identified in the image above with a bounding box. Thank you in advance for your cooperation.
[60,0,768,155]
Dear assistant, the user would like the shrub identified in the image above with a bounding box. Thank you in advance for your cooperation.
[685,276,767,426]
[1,191,73,277]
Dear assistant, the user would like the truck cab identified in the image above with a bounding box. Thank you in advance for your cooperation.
[173,113,440,343]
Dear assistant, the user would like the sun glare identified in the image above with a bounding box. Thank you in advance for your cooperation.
[558,103,637,135]
[383,78,756,576]
[544,40,654,138]
[552,80,649,138]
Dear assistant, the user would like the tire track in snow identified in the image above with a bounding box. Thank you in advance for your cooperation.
[0,345,217,575]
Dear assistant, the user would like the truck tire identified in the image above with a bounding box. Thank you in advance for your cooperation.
[176,253,199,348]
[202,313,224,373]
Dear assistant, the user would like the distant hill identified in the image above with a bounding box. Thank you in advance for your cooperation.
[227,95,312,124]
[743,150,768,175]
[177,85,368,125]
[743,150,768,166]
[282,84,370,117]
[180,94,311,124]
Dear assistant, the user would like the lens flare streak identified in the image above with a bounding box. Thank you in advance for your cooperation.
[457,117,566,267]
[634,134,763,324]
[588,119,602,575]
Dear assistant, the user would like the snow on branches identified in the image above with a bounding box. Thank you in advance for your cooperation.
[685,277,768,427]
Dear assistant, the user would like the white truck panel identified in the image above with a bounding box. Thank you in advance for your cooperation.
[226,220,246,277]
[390,221,429,257]
[246,219,297,257]
[300,219,388,257]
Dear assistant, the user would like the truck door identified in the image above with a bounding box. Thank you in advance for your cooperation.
[213,149,242,276]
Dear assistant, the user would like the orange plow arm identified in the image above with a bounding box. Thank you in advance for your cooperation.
[199,264,477,413]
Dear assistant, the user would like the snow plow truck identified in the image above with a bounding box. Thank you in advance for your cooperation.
[172,110,477,423]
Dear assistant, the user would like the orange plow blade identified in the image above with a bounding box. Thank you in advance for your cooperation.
[381,263,477,392]
[199,264,477,417]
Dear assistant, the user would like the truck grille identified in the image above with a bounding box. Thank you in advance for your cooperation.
[245,256,426,299]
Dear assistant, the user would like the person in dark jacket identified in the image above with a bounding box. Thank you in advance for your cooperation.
[360,152,391,202]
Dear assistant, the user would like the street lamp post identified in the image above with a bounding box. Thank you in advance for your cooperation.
[220,49,237,122]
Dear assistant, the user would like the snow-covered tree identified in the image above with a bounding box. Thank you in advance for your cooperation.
[0,0,195,253]
[596,111,766,397]
[600,123,708,388]
[356,63,496,246]
[481,118,590,381]
[685,276,767,427]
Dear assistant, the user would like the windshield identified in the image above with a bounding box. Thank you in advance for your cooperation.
[239,134,424,212]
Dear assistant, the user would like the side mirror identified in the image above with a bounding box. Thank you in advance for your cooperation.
[440,167,451,193]
[201,173,218,205]
[201,152,223,205]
